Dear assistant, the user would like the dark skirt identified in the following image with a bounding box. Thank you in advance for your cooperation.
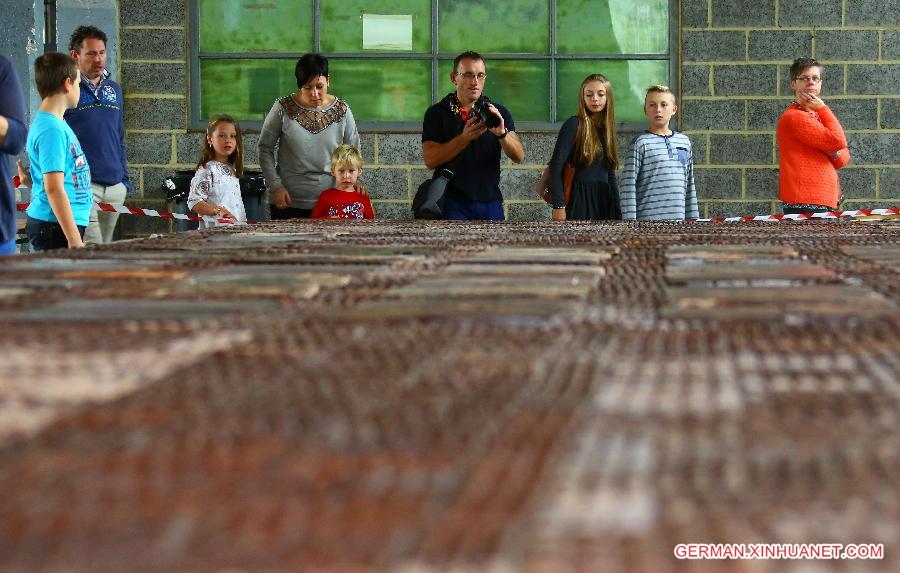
[567,181,621,221]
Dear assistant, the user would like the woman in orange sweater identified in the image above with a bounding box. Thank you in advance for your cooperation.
[776,57,850,215]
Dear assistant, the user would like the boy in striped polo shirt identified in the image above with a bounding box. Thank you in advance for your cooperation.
[620,85,699,220]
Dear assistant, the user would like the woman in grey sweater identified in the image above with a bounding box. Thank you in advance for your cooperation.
[258,54,360,219]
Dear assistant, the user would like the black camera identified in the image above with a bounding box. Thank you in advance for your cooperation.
[470,96,501,129]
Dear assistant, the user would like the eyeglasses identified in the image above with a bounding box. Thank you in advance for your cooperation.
[457,72,487,81]
[793,75,823,84]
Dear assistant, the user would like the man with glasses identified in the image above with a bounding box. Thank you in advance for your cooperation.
[776,57,849,215]
[421,51,525,220]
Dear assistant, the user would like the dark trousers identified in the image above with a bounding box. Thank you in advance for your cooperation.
[782,206,832,215]
[270,205,313,220]
[25,216,86,251]
[442,195,505,221]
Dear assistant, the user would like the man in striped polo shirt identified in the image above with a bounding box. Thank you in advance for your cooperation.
[620,85,699,221]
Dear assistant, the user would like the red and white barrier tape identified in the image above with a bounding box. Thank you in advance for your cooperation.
[692,208,900,222]
[17,202,238,225]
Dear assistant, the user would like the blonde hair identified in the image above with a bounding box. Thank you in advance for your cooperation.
[196,115,244,177]
[574,74,619,170]
[331,144,363,171]
[644,84,676,104]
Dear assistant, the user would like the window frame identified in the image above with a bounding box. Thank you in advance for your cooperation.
[189,0,677,132]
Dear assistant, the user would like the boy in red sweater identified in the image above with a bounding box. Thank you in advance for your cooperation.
[776,57,850,215]
[311,144,374,220]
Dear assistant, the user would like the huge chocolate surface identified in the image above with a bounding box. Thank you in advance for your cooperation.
[1,219,898,572]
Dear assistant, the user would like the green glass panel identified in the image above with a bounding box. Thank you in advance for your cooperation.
[200,60,298,121]
[556,60,669,123]
[320,0,431,53]
[437,60,550,122]
[557,0,668,55]
[199,0,313,53]
[439,0,549,54]
[328,59,432,121]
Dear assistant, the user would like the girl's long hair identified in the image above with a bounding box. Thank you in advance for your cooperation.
[574,74,619,170]
[197,114,244,177]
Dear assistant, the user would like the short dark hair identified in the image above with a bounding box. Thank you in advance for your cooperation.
[295,53,328,88]
[453,51,484,73]
[34,52,79,99]
[69,25,107,53]
[790,57,821,79]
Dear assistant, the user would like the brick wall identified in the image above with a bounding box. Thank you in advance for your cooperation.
[681,0,900,217]
[118,0,900,236]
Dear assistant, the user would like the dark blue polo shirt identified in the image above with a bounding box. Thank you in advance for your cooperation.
[421,93,515,203]
[63,71,129,189]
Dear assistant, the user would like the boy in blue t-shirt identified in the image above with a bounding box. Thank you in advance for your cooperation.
[24,52,92,250]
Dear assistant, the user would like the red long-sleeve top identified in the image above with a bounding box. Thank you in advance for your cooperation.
[776,104,849,209]
[310,188,374,220]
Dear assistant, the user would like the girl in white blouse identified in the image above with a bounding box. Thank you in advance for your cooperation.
[188,114,247,229]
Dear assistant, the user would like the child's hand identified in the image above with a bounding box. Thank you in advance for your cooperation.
[212,205,236,220]
[16,160,31,187]
[354,183,369,196]
[273,187,292,210]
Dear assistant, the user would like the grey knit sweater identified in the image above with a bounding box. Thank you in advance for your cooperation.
[258,95,360,209]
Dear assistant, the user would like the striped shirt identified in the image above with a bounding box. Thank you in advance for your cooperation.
[620,131,699,220]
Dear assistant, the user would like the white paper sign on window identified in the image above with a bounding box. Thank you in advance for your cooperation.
[362,14,413,51]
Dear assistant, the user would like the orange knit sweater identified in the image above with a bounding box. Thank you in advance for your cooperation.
[776,104,849,208]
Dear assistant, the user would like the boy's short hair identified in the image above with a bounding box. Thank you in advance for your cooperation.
[790,57,822,79]
[69,25,107,53]
[331,144,363,170]
[645,84,675,104]
[34,53,78,99]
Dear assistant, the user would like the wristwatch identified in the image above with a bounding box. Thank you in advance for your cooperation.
[497,128,509,140]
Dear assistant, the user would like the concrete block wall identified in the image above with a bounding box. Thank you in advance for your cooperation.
[117,1,900,235]
[681,0,900,216]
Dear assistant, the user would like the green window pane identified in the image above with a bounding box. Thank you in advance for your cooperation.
[199,0,312,53]
[320,0,431,53]
[557,60,669,123]
[200,59,297,121]
[328,59,432,121]
[557,0,668,55]
[439,0,549,54]
[437,60,550,122]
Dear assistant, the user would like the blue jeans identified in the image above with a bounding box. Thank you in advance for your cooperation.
[442,194,505,221]
[0,239,15,255]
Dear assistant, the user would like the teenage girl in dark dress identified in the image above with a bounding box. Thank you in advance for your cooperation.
[549,74,621,221]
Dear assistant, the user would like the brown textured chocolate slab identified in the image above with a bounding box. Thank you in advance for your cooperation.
[0,287,31,299]
[386,279,594,299]
[0,298,277,322]
[0,258,167,271]
[155,265,353,298]
[663,285,897,318]
[203,231,329,244]
[442,263,605,278]
[666,244,799,260]
[666,262,837,284]
[56,269,189,281]
[841,245,900,270]
[335,297,578,321]
[467,246,618,264]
